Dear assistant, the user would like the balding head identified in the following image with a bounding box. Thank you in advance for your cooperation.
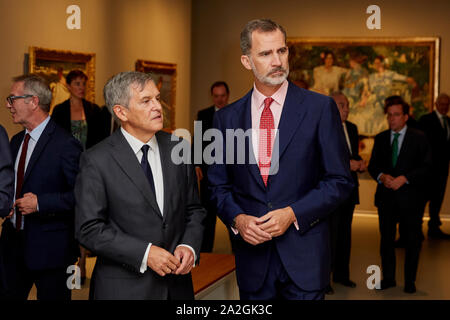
[436,93,450,115]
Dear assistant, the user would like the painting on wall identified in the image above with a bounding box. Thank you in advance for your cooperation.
[135,59,177,132]
[287,37,439,140]
[29,47,96,113]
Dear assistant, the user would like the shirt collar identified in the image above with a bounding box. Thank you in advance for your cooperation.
[435,109,446,119]
[120,127,158,155]
[26,116,50,142]
[391,125,408,136]
[252,80,289,110]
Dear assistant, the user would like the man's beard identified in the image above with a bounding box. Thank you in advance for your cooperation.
[250,59,289,86]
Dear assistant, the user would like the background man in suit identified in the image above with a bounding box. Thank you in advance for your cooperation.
[75,71,205,300]
[419,93,450,239]
[195,81,229,252]
[208,19,353,300]
[327,92,366,294]
[1,74,82,300]
[368,97,431,294]
[0,124,14,217]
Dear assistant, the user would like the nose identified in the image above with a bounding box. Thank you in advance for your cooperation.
[272,53,282,66]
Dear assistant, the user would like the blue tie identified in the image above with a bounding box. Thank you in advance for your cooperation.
[141,145,156,195]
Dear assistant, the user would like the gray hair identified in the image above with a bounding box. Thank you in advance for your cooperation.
[240,19,287,55]
[12,74,52,113]
[103,71,154,119]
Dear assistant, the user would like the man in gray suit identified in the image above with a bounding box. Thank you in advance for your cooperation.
[75,71,206,300]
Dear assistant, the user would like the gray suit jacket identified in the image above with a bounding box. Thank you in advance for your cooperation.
[75,129,205,300]
[0,125,14,217]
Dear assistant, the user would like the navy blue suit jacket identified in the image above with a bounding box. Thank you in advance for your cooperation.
[208,82,353,292]
[2,119,82,270]
[0,125,14,217]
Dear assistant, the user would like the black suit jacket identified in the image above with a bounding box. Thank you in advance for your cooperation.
[344,120,362,204]
[368,127,432,211]
[0,125,14,217]
[75,130,206,300]
[51,99,105,149]
[419,111,450,172]
[1,119,82,270]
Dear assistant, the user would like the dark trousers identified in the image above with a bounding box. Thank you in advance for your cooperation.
[330,201,355,282]
[378,204,423,285]
[239,244,325,300]
[0,223,71,301]
[427,171,448,229]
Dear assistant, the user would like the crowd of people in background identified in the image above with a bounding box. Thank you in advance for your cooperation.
[0,18,449,300]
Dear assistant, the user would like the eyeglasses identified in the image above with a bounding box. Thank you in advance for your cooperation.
[6,94,34,105]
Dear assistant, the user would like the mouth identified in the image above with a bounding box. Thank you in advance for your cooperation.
[152,113,162,121]
[268,68,286,77]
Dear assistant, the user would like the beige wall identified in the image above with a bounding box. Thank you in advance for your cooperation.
[191,0,450,216]
[0,0,192,137]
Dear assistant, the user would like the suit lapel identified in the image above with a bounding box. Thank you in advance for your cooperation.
[270,83,307,174]
[396,128,411,169]
[24,120,56,183]
[237,90,265,189]
[109,130,162,218]
[156,132,174,222]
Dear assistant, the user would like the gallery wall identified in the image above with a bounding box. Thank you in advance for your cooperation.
[191,0,450,216]
[0,0,192,137]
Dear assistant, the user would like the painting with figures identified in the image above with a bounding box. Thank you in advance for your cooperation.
[287,37,439,140]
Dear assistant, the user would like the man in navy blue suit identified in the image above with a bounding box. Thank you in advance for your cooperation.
[0,74,82,300]
[208,19,353,300]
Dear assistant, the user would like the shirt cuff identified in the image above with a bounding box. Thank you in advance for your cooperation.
[176,244,197,267]
[140,243,152,273]
[377,173,384,184]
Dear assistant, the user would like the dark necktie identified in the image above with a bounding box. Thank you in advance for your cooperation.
[259,97,275,186]
[392,132,400,168]
[140,145,156,195]
[15,133,30,231]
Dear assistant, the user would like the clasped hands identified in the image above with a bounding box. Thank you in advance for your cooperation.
[379,174,407,191]
[6,192,38,218]
[147,245,194,277]
[234,206,296,246]
[350,159,367,172]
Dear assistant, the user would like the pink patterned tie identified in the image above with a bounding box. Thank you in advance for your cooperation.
[259,97,275,186]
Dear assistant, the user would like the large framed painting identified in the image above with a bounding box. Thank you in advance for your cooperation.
[287,37,439,140]
[29,47,96,112]
[135,59,177,132]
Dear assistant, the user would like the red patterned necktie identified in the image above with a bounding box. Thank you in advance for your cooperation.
[15,133,30,231]
[259,97,275,186]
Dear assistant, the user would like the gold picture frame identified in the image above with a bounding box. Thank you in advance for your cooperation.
[29,46,96,111]
[135,59,177,132]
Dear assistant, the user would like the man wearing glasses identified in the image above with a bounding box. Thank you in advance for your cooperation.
[0,74,82,300]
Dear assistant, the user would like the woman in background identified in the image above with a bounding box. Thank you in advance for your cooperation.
[52,69,106,284]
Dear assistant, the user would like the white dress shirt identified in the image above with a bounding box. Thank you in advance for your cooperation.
[12,116,50,229]
[120,128,195,273]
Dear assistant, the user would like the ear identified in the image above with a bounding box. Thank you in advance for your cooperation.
[113,105,127,122]
[240,55,252,71]
[30,96,40,110]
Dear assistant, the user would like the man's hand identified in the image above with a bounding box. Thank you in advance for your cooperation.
[234,214,272,246]
[14,193,38,215]
[390,175,407,191]
[257,206,296,237]
[358,160,367,172]
[147,245,180,277]
[173,246,195,275]
[379,174,395,189]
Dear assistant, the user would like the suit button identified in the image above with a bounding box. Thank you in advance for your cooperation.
[268,202,273,209]
[162,223,167,229]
